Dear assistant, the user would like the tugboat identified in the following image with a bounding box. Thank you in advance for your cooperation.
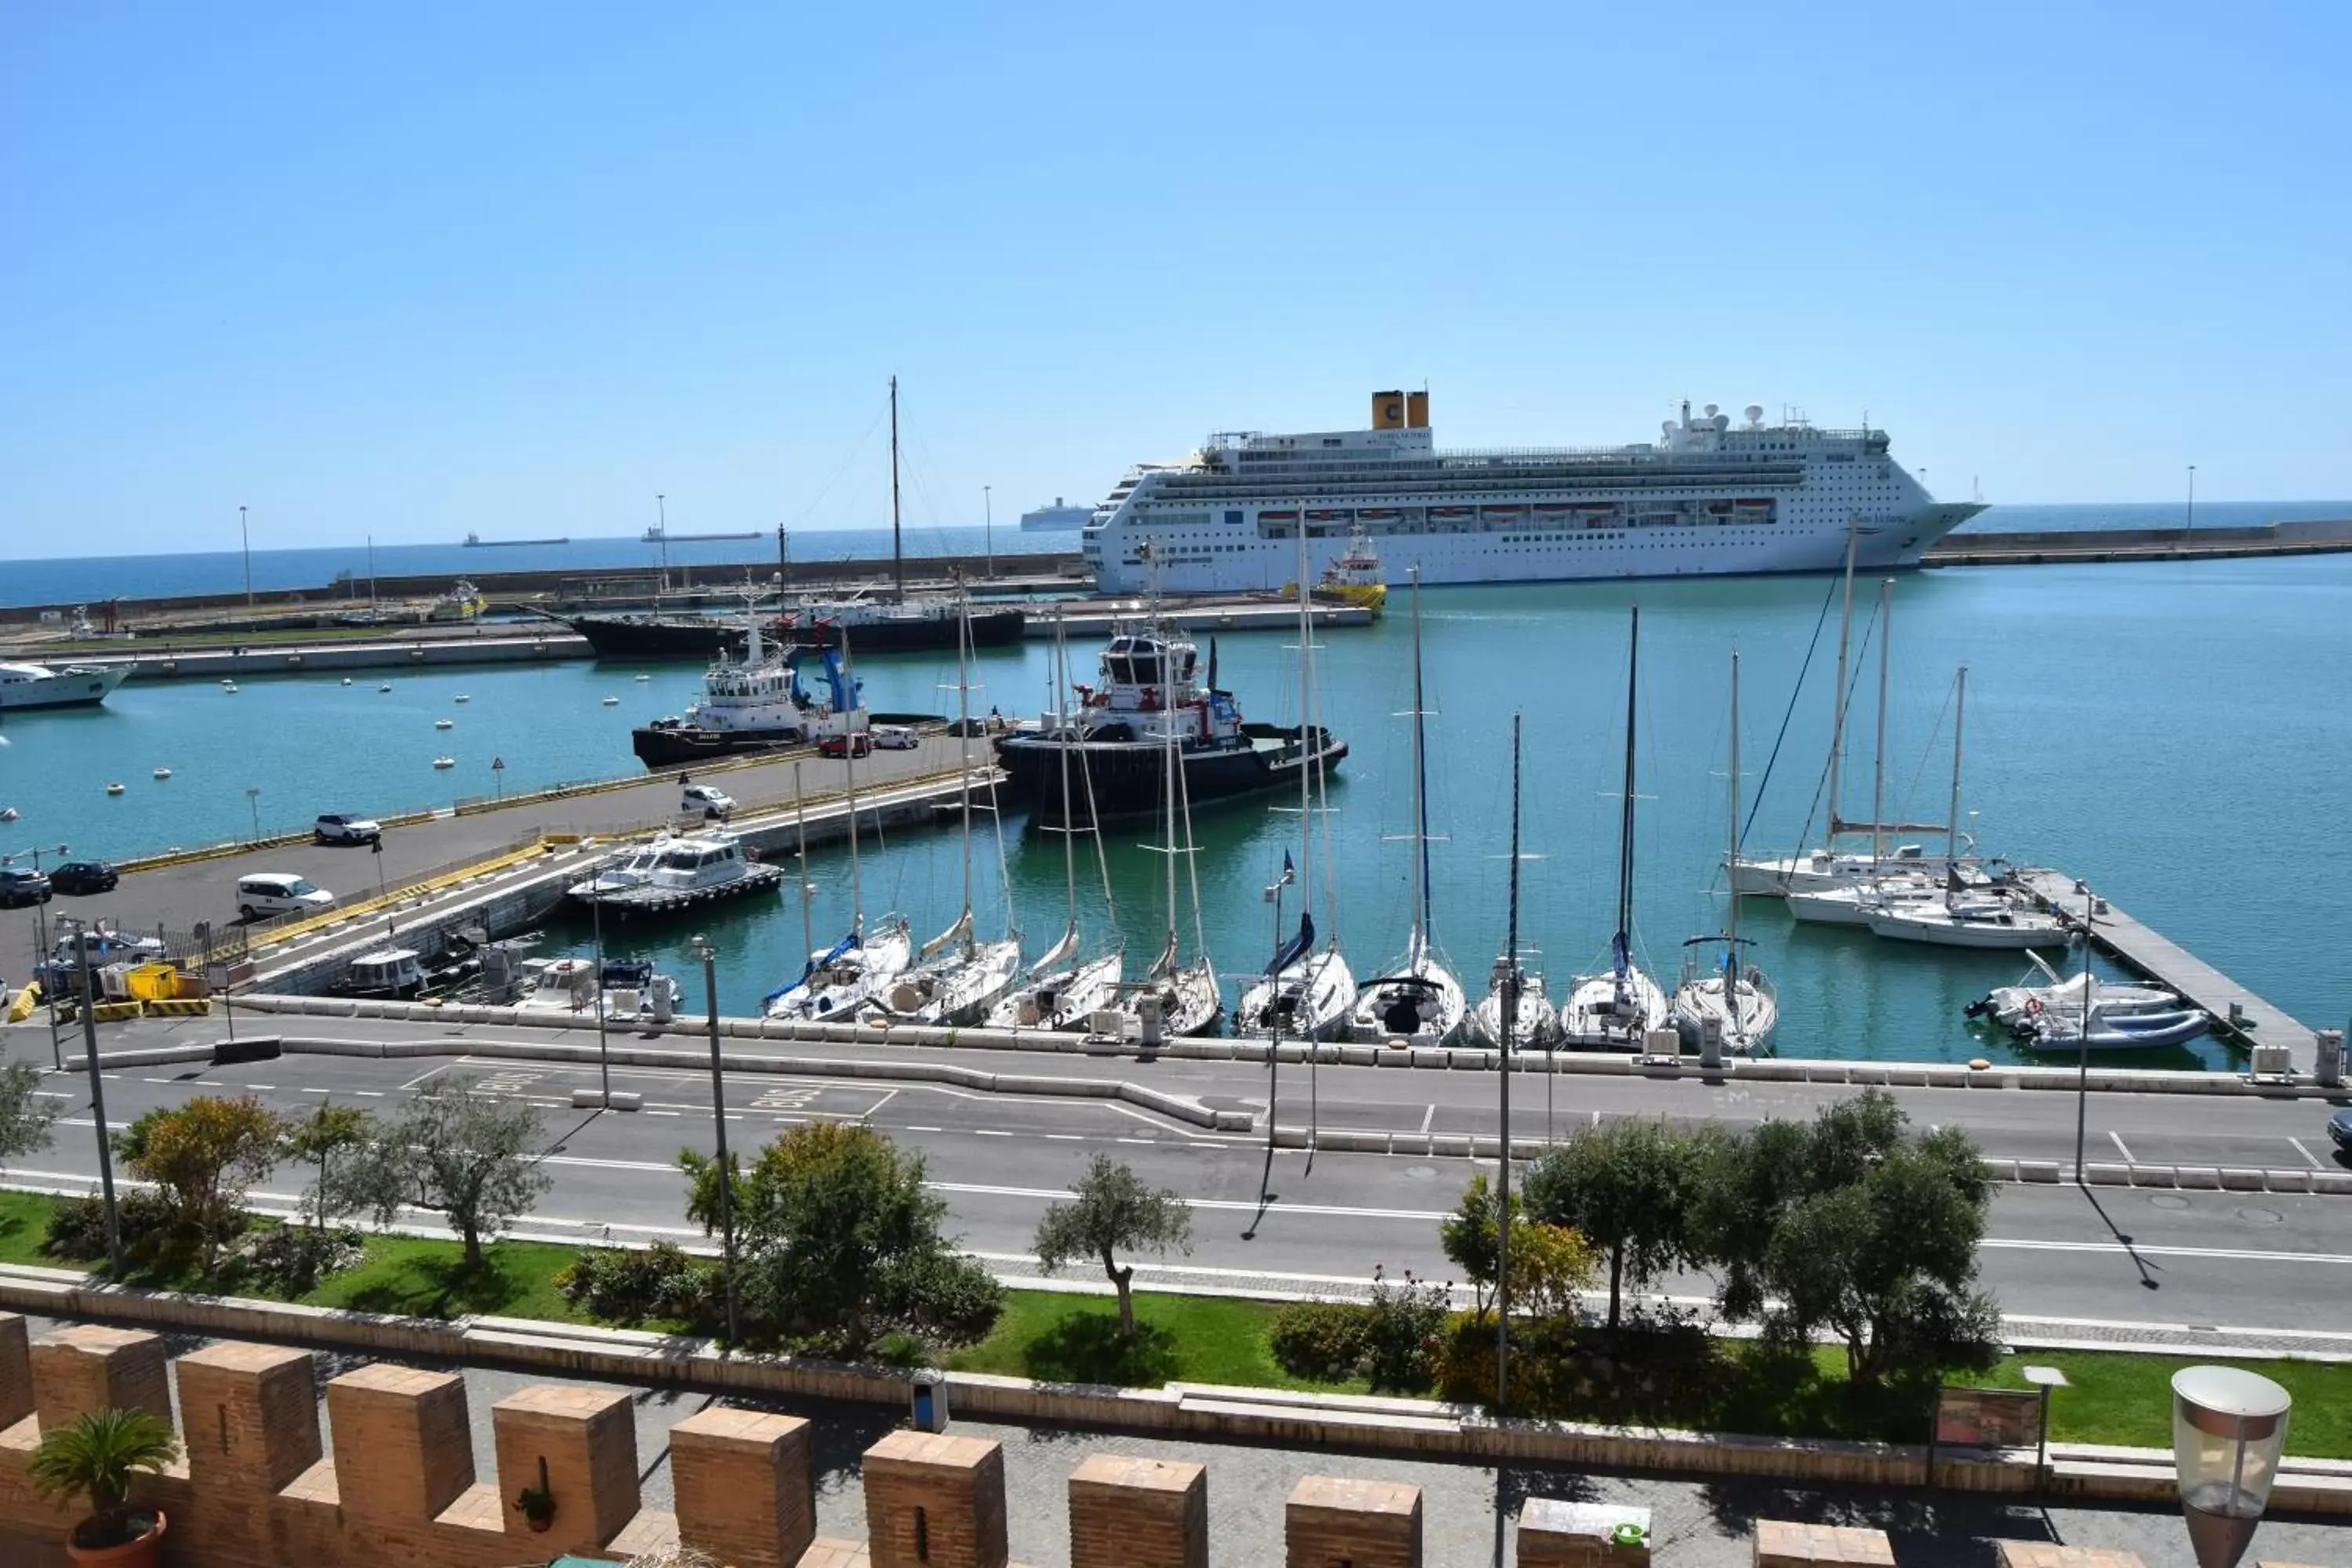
[992,620,1345,826]
[630,617,864,769]
[1283,520,1388,615]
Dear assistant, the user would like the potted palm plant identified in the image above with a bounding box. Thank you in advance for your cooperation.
[514,1480,557,1533]
[27,1406,179,1567]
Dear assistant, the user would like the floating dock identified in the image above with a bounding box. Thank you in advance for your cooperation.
[2016,868,2317,1071]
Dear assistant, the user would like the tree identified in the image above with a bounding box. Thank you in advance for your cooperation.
[116,1095,285,1277]
[681,1121,994,1353]
[1033,1155,1193,1338]
[1692,1089,2000,1391]
[1438,1173,1598,1322]
[346,1076,550,1269]
[285,1102,375,1232]
[0,1060,59,1167]
[1522,1118,1712,1329]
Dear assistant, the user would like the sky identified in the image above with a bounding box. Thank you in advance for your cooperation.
[3,2,2348,557]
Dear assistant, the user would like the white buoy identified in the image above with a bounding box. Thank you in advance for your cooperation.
[432,757,456,769]
[341,677,353,686]
[434,718,454,730]
[378,683,393,693]
[602,696,620,706]
[223,681,238,693]
[455,694,470,703]
[0,807,18,822]
[634,673,651,681]
[105,782,125,795]
[152,767,172,779]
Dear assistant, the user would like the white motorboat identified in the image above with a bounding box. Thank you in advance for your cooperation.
[1672,652,1778,1056]
[568,831,782,913]
[1350,571,1466,1044]
[1865,892,2070,950]
[1967,962,2180,1033]
[513,956,601,1014]
[2026,1002,2210,1051]
[0,659,131,711]
[1560,606,1670,1051]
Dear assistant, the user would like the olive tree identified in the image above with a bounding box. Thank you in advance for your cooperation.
[346,1076,550,1269]
[1522,1117,1713,1329]
[115,1095,285,1277]
[1438,1172,1598,1323]
[0,1060,59,1168]
[1033,1155,1193,1338]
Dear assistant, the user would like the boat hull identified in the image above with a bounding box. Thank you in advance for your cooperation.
[0,665,131,711]
[1864,906,2070,949]
[573,607,1025,661]
[633,723,807,769]
[995,723,1345,826]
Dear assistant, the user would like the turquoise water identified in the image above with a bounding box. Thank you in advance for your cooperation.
[5,556,2347,1065]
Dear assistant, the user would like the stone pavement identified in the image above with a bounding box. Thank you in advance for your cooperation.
[27,1316,2336,1568]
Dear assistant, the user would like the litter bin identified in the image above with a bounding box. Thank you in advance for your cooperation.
[909,1370,949,1433]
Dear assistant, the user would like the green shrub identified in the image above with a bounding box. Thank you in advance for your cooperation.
[42,1192,187,1269]
[242,1225,365,1294]
[1269,1299,1370,1383]
[1362,1270,1450,1393]
[556,1242,712,1327]
[879,1252,1004,1348]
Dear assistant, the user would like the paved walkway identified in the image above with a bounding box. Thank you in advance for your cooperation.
[11,1314,2350,1568]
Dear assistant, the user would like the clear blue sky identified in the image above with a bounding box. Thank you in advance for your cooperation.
[5,2,2347,556]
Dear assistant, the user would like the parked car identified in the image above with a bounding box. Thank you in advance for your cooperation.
[48,860,120,896]
[872,724,918,750]
[682,784,735,820]
[818,732,873,759]
[2330,1109,2352,1156]
[314,813,382,845]
[236,872,334,921]
[0,867,52,908]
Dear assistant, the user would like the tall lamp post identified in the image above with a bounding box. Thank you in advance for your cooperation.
[6,844,70,1069]
[694,936,739,1348]
[61,916,124,1272]
[2172,1365,2291,1568]
[239,505,252,608]
[2186,464,2198,543]
[245,786,263,844]
[982,485,993,580]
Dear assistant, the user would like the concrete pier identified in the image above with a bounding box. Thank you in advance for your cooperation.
[2016,868,2318,1073]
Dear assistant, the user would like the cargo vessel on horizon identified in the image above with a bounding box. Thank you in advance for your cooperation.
[1082,391,1984,593]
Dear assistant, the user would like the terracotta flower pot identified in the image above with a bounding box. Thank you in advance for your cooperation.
[527,1513,553,1534]
[65,1508,166,1568]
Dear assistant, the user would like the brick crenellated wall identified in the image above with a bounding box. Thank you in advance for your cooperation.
[1069,1452,1207,1568]
[864,1428,1011,1568]
[1287,1473,1425,1568]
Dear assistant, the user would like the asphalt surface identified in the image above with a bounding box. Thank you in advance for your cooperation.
[7,1018,2352,1336]
[0,730,974,968]
[7,1312,2346,1568]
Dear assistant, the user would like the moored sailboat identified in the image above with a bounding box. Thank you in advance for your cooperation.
[1671,651,1778,1056]
[1559,605,1669,1051]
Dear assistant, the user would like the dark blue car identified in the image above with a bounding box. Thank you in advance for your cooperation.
[49,860,119,896]
[2331,1109,2352,1156]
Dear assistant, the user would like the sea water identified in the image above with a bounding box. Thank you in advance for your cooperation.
[3,552,2347,1066]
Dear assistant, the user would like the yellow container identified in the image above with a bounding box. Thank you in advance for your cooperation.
[125,963,180,1003]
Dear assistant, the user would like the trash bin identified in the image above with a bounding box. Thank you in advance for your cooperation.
[909,1369,949,1432]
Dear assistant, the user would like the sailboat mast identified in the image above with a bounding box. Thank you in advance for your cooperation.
[888,376,905,603]
[956,589,974,933]
[842,628,865,929]
[1294,528,1315,931]
[1409,565,1432,955]
[1947,666,1968,866]
[1727,652,1743,1034]
[1870,579,1892,867]
[794,760,815,962]
[1055,612,1078,933]
[1617,605,1639,940]
[1826,517,1858,839]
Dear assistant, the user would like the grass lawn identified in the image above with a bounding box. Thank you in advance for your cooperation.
[945,1288,1365,1394]
[10,1183,2352,1458]
[1977,1351,2352,1455]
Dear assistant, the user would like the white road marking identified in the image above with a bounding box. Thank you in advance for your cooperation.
[2110,1131,2136,1163]
[1419,1104,1436,1134]
[975,1130,1012,1138]
[32,1091,70,1100]
[354,1090,383,1097]
[1044,1134,1081,1142]
[398,1063,455,1092]
[906,1125,943,1133]
[647,1109,681,1117]
[301,1087,332,1094]
[142,1077,176,1084]
[2288,1138,2325,1171]
[246,1083,275,1091]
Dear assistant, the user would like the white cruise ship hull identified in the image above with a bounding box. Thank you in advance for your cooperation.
[0,662,131,711]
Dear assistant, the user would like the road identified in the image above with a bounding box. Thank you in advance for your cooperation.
[7,1018,2351,1338]
[0,729,978,967]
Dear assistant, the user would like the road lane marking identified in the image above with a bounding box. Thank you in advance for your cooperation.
[2288,1138,2324,1171]
[1044,1134,1081,1142]
[2110,1131,2136,1163]
[975,1130,1012,1138]
[246,1083,275,1091]
[354,1090,383,1097]
[1419,1104,1436,1134]
[907,1125,942,1133]
[647,1109,680,1116]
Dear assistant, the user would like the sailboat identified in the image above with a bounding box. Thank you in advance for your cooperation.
[987,614,1123,1031]
[1472,712,1554,1051]
[1863,665,2068,950]
[1671,652,1780,1055]
[1114,546,1221,1036]
[1351,568,1465,1043]
[865,597,1022,1025]
[1559,605,1669,1051]
[1731,528,1952,897]
[1236,539,1358,1042]
[764,628,913,1022]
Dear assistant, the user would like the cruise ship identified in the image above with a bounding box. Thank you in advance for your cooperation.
[1082,391,1983,593]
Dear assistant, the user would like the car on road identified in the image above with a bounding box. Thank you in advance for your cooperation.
[236,871,334,921]
[49,861,120,896]
[2331,1109,2352,1156]
[0,867,52,908]
[817,732,873,759]
[871,724,917,750]
[314,813,383,845]
[682,784,735,819]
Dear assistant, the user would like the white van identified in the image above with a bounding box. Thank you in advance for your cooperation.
[236,872,334,921]
[682,784,735,820]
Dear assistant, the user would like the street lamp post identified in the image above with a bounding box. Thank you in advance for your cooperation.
[590,883,610,1109]
[656,494,669,593]
[2172,1365,2291,1568]
[2187,464,2198,543]
[983,485,993,579]
[239,505,252,608]
[695,937,739,1348]
[63,917,124,1272]
[7,844,69,1069]
[245,786,263,844]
